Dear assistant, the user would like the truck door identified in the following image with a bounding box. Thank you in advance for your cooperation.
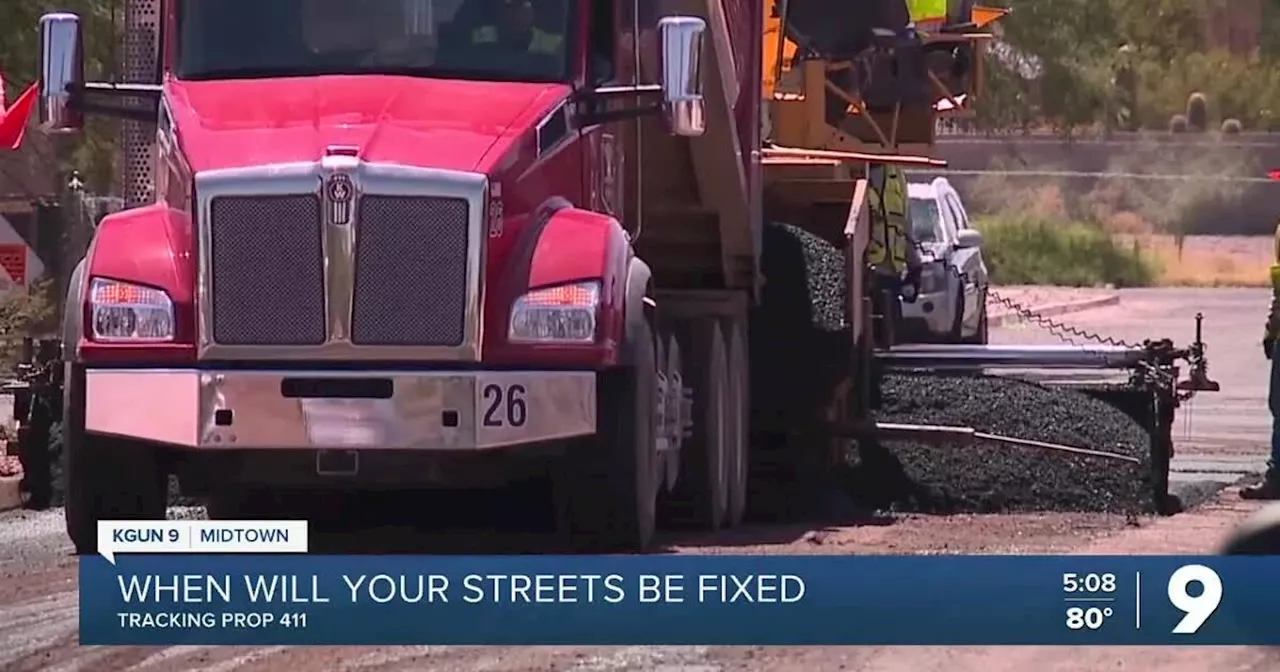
[583,0,627,220]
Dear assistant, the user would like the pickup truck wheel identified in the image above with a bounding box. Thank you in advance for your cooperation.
[723,317,749,527]
[946,285,966,343]
[561,316,661,551]
[63,366,167,555]
[660,320,729,529]
[961,293,989,344]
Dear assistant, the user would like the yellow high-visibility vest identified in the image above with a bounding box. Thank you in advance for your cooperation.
[471,26,564,55]
[1267,221,1280,339]
[865,164,910,273]
[906,0,949,25]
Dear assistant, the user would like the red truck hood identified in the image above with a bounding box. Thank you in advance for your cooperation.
[166,76,569,173]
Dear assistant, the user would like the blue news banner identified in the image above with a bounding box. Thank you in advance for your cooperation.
[80,554,1280,646]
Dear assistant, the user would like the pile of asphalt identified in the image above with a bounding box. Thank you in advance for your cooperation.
[750,222,850,420]
[851,372,1154,514]
[746,223,854,520]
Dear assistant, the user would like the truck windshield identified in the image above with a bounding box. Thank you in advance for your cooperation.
[176,0,573,83]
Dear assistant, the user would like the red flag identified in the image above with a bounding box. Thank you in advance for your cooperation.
[0,82,37,150]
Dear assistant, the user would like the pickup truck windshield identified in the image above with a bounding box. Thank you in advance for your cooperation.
[176,0,572,83]
[907,197,945,244]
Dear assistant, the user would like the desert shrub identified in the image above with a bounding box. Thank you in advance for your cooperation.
[0,281,56,370]
[976,213,1156,287]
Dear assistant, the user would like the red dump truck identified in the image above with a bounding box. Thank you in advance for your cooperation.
[15,0,1217,555]
[31,0,776,555]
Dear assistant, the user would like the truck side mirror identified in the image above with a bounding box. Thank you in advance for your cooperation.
[657,16,707,137]
[955,229,982,249]
[39,12,86,134]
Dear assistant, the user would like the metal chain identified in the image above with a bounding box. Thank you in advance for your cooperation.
[984,288,1142,349]
[894,225,1144,350]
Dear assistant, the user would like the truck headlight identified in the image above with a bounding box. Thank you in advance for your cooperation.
[89,278,175,342]
[508,281,600,344]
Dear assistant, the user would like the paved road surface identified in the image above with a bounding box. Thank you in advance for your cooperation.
[0,287,1274,671]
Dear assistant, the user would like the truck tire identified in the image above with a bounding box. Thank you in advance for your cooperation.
[658,329,686,490]
[661,320,729,529]
[17,394,54,510]
[723,316,749,527]
[561,316,661,551]
[63,365,167,555]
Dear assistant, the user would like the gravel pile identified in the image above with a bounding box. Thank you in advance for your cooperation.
[747,223,853,519]
[850,373,1155,514]
[752,222,853,399]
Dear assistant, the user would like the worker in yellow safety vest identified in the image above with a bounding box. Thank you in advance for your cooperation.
[1247,221,1280,499]
[905,0,949,30]
[865,163,923,342]
[471,0,564,56]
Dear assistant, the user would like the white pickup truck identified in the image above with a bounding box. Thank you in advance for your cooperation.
[899,177,989,344]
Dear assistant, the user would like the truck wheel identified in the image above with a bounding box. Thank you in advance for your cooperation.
[562,316,661,551]
[660,320,729,529]
[63,365,167,555]
[723,317,749,527]
[17,394,54,510]
[657,330,685,490]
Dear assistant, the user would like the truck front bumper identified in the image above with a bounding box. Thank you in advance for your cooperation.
[84,369,597,451]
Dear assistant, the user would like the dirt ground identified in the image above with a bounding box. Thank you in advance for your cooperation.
[0,287,1275,671]
[1123,234,1273,288]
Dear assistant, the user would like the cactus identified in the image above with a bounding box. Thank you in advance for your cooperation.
[1186,92,1209,132]
[1169,114,1189,133]
[1221,118,1242,135]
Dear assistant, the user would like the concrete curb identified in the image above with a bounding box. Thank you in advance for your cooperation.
[0,475,21,513]
[989,293,1121,329]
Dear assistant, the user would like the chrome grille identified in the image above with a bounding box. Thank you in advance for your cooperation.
[210,195,326,345]
[351,196,469,346]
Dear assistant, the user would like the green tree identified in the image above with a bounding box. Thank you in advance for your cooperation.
[1108,0,1208,63]
[978,0,1280,132]
[977,0,1120,132]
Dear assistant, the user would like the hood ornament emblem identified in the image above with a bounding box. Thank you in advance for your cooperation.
[326,173,355,226]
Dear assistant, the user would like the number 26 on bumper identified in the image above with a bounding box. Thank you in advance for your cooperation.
[482,384,527,427]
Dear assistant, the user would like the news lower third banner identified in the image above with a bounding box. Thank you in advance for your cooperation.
[82,521,1280,646]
